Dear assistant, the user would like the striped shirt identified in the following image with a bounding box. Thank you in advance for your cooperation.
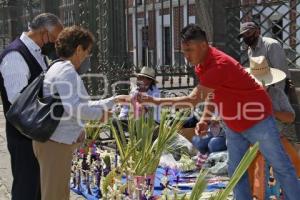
[0,32,47,103]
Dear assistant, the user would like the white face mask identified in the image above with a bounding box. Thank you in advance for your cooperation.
[77,56,91,75]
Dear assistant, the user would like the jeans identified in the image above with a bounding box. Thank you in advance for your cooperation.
[225,116,300,200]
[192,135,227,154]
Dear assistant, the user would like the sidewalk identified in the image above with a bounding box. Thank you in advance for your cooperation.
[0,105,84,200]
[0,106,11,199]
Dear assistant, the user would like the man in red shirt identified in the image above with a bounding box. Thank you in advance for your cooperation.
[140,24,300,200]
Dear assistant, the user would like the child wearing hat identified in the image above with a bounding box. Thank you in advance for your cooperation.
[119,67,160,121]
[112,67,161,135]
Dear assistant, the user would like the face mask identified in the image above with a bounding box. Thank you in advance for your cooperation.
[77,56,91,75]
[243,36,258,46]
[41,42,58,60]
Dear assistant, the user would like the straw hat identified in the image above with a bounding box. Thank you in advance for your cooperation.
[134,67,158,83]
[245,56,286,86]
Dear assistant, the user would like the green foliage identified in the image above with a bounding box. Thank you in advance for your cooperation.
[101,169,117,196]
[159,143,259,200]
[110,110,188,176]
[84,120,110,141]
[212,143,259,200]
[87,109,259,200]
[189,170,208,200]
[103,155,111,168]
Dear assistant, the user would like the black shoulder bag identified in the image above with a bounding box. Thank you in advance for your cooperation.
[6,60,64,142]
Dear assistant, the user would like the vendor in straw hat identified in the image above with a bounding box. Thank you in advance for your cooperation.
[133,66,159,92]
[239,22,290,92]
[112,67,160,138]
[117,66,161,124]
[246,56,299,144]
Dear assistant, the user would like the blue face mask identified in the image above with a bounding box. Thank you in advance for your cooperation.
[77,56,91,75]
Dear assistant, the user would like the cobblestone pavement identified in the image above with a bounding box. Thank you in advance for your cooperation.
[0,106,85,200]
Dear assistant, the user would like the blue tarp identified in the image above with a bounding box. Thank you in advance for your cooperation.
[71,167,226,199]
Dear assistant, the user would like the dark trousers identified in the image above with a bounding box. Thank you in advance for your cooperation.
[6,122,41,200]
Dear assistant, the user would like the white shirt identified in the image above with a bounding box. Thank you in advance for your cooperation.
[44,60,115,144]
[0,32,47,103]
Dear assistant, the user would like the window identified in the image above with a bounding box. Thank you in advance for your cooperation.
[164,27,171,66]
[137,0,143,5]
[142,26,148,66]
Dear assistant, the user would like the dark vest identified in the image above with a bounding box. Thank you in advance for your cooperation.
[0,38,44,140]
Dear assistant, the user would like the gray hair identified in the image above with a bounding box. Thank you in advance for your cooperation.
[29,13,62,32]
